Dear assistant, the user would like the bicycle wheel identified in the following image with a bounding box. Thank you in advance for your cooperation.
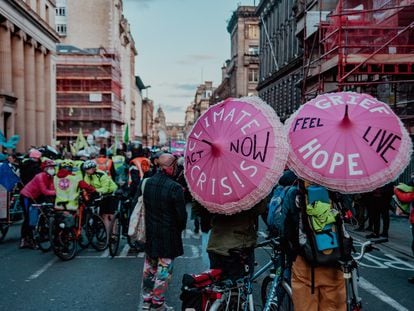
[261,276,293,311]
[108,213,121,257]
[50,224,77,261]
[0,223,9,242]
[90,214,108,251]
[35,214,51,252]
[209,291,246,311]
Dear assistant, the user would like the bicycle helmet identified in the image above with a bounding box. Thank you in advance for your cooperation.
[60,159,74,170]
[83,159,97,170]
[41,159,56,170]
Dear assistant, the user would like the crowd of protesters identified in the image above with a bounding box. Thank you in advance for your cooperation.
[1,140,413,310]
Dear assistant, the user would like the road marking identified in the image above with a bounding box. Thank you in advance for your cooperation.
[26,258,58,281]
[100,249,109,257]
[359,277,409,311]
[119,244,130,257]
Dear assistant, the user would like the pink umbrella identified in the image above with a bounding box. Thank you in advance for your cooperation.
[185,96,288,215]
[285,92,413,193]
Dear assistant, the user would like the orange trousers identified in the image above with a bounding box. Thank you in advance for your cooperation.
[292,255,346,311]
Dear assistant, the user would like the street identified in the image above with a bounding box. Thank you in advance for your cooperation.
[1,206,414,311]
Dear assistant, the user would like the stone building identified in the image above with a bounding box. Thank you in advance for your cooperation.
[141,98,154,147]
[213,5,259,105]
[0,0,60,151]
[55,0,141,144]
[193,81,214,121]
[153,107,167,146]
[256,0,302,122]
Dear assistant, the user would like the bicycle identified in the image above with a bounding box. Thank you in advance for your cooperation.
[31,202,54,252]
[341,237,388,311]
[49,194,107,260]
[207,237,293,311]
[82,195,108,251]
[108,190,131,257]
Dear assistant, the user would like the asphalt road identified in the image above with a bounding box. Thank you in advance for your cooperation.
[1,206,414,311]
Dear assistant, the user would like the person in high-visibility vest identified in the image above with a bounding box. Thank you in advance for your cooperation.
[95,148,114,178]
[54,160,96,212]
[83,160,118,235]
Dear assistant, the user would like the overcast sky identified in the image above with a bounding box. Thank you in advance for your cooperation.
[123,0,256,124]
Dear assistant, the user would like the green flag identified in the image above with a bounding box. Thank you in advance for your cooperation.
[112,135,120,155]
[123,124,129,144]
[74,128,88,152]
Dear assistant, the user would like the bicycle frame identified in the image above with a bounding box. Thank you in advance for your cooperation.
[341,238,388,311]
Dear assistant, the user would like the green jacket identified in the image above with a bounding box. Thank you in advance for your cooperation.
[207,199,267,256]
[83,170,117,195]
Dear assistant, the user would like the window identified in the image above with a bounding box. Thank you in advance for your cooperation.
[56,7,66,16]
[56,24,67,35]
[245,24,259,39]
[248,45,259,56]
[248,69,259,83]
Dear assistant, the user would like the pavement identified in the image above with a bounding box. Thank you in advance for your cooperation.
[348,214,413,258]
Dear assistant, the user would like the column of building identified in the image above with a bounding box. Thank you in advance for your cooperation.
[0,21,14,135]
[44,52,52,144]
[12,30,26,150]
[35,46,46,145]
[24,38,37,148]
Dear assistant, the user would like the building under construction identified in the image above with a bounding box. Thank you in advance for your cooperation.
[296,0,414,132]
[56,45,123,145]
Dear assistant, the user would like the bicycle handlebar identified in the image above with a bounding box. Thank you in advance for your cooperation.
[353,237,388,261]
[255,237,280,249]
[31,202,54,208]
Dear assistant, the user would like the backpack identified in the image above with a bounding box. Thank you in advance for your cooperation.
[267,185,290,236]
[298,184,353,268]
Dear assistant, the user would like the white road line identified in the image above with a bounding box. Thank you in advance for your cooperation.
[359,277,409,311]
[138,252,145,258]
[26,258,58,282]
[100,249,109,257]
[119,244,130,257]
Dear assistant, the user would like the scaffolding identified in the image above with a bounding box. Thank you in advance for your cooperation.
[301,0,414,129]
[56,51,123,142]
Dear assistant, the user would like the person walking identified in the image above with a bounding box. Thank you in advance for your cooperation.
[138,153,187,310]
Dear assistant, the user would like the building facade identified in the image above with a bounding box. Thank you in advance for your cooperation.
[224,6,260,99]
[0,0,59,151]
[56,46,123,143]
[192,81,215,121]
[256,0,302,122]
[54,0,141,145]
[296,0,414,133]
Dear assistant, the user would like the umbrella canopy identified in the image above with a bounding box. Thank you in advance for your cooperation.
[184,96,288,215]
[285,92,413,193]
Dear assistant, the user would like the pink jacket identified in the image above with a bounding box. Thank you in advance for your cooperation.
[21,172,55,200]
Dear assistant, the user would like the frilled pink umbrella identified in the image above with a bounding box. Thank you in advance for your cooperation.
[285,92,413,193]
[184,96,288,215]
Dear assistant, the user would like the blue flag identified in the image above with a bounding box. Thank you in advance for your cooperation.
[0,163,20,192]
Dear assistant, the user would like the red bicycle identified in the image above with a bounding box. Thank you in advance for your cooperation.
[50,193,107,261]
